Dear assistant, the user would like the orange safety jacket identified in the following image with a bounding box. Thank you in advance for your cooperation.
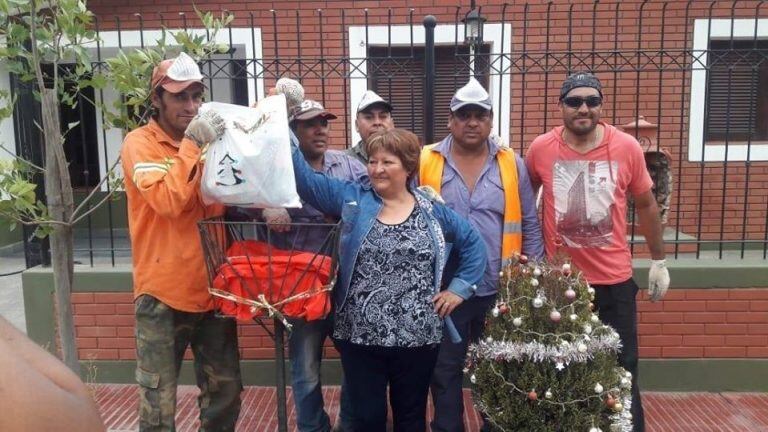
[419,143,523,263]
[212,240,332,322]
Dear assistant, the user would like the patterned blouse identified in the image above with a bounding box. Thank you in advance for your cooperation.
[333,205,442,347]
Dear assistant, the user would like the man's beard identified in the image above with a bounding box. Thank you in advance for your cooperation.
[567,116,597,136]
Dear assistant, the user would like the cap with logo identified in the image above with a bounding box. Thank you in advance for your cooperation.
[450,78,492,112]
[289,99,338,122]
[559,71,603,100]
[151,52,205,94]
[356,90,393,113]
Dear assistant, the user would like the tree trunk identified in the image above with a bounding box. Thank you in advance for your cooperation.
[41,88,78,372]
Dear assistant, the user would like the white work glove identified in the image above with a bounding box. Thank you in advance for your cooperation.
[184,110,226,147]
[275,77,305,110]
[648,259,670,302]
[262,208,291,233]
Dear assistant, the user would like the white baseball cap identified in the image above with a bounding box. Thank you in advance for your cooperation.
[151,52,205,93]
[356,90,393,113]
[450,78,492,112]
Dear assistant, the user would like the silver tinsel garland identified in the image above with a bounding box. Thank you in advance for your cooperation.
[609,395,634,432]
[470,331,623,364]
[473,394,633,432]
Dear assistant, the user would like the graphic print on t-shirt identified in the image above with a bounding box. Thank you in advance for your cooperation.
[553,160,617,248]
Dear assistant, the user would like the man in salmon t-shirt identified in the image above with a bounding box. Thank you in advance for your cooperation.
[525,72,670,432]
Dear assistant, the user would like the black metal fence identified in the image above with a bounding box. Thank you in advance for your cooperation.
[12,0,768,266]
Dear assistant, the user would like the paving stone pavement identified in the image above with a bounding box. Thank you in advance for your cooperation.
[94,385,768,432]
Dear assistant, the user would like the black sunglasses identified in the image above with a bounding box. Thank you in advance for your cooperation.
[562,95,603,109]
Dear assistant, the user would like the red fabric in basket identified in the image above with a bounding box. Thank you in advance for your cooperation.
[212,240,332,321]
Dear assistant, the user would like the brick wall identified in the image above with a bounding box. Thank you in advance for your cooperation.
[72,289,768,362]
[637,288,768,359]
[71,292,340,361]
[84,0,768,247]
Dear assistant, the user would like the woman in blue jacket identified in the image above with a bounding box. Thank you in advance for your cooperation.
[290,128,487,432]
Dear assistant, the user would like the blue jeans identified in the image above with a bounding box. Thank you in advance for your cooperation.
[289,317,352,432]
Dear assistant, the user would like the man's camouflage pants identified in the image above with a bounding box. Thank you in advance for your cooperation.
[135,294,242,432]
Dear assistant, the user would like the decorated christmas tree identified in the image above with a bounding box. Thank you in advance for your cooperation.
[467,255,633,432]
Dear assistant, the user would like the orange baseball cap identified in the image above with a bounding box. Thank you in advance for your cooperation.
[151,52,206,94]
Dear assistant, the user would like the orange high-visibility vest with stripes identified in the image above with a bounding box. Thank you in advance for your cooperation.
[419,143,523,263]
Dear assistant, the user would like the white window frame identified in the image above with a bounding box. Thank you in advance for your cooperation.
[0,63,15,160]
[78,28,264,189]
[689,18,768,162]
[348,23,512,145]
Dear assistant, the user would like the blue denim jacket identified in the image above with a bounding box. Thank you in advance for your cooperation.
[290,138,487,343]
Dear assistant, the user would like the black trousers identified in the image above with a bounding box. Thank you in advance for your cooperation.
[430,295,496,432]
[334,339,439,432]
[592,278,645,432]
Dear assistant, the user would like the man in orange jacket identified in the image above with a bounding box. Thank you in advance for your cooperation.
[120,52,242,432]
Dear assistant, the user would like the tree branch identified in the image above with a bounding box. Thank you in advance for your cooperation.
[69,188,121,226]
[0,144,45,172]
[0,210,69,227]
[69,156,121,221]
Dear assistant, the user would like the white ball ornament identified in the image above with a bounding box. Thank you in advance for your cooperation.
[589,427,602,432]
[577,343,588,353]
[621,377,631,389]
[587,286,595,295]
[590,314,599,323]
[513,317,523,327]
[594,383,604,394]
[562,263,571,272]
[491,307,500,318]
[470,374,477,384]
[485,336,494,343]
[532,297,544,308]
[530,278,540,287]
[583,324,593,334]
[625,371,633,379]
[569,313,578,322]
[533,267,542,277]
[613,402,624,412]
[544,390,553,399]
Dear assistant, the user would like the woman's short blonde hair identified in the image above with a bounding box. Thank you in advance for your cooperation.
[365,128,421,180]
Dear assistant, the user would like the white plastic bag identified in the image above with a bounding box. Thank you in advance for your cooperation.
[199,97,301,208]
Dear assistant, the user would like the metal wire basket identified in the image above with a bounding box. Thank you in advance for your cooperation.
[198,216,341,329]
[199,215,341,432]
